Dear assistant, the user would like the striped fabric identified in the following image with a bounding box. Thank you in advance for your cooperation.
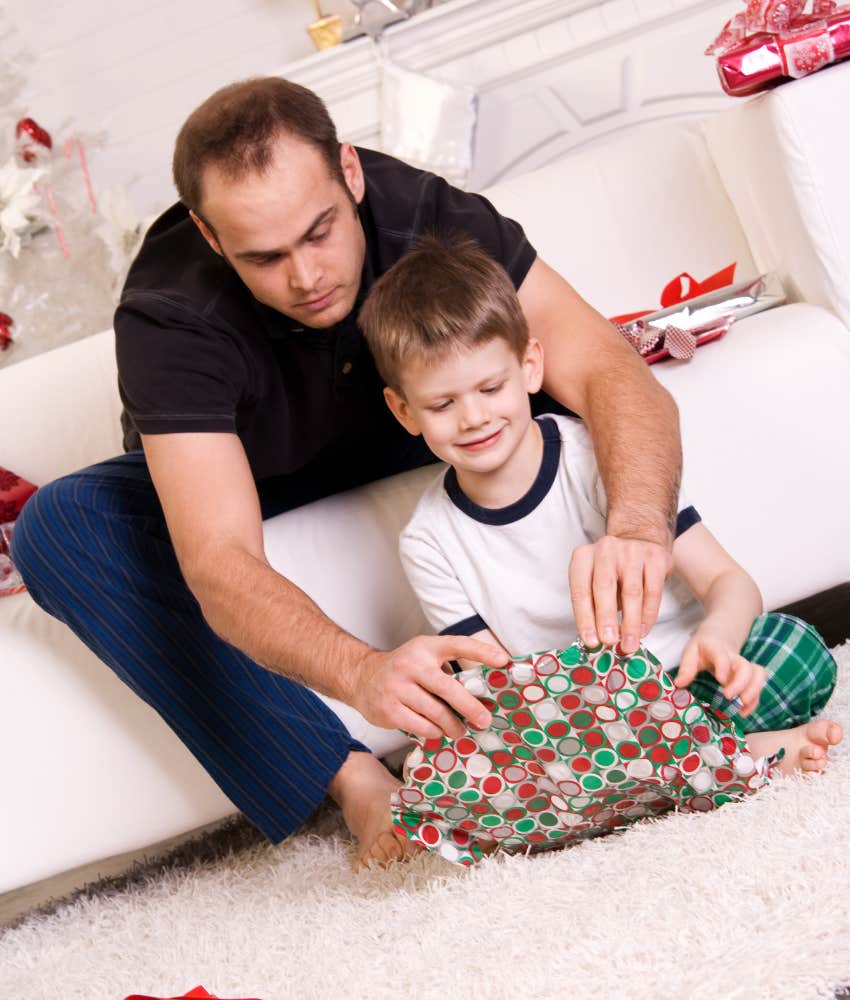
[11,451,370,843]
[675,612,837,734]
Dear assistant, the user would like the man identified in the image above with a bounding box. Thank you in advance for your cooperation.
[13,77,681,870]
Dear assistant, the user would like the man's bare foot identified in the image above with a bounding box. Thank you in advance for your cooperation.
[747,719,844,776]
[327,750,423,873]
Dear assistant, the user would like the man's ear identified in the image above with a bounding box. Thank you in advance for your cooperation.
[523,337,545,394]
[339,143,365,204]
[383,386,421,436]
[189,210,224,257]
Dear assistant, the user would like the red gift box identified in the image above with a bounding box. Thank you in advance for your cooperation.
[708,1,850,95]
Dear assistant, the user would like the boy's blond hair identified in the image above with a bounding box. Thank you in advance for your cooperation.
[359,234,529,394]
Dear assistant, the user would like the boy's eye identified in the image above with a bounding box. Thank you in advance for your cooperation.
[481,381,505,394]
[430,400,452,412]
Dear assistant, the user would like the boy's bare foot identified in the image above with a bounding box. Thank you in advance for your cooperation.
[746,719,844,776]
[327,750,423,873]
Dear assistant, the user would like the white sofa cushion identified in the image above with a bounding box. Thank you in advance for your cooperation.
[481,119,758,318]
[703,61,850,329]
[654,302,850,610]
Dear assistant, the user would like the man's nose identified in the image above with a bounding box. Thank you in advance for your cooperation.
[288,251,320,293]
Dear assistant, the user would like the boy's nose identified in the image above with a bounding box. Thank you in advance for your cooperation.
[459,399,488,429]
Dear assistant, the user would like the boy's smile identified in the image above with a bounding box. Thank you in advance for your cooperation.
[385,337,546,507]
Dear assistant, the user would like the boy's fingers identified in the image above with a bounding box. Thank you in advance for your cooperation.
[713,652,731,688]
[675,649,698,688]
[568,547,598,645]
[723,656,751,700]
[738,666,766,717]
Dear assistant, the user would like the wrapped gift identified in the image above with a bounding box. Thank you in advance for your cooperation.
[611,271,785,365]
[707,0,850,96]
[391,639,774,866]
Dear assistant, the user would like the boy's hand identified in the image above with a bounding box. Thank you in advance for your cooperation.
[349,636,509,741]
[674,632,766,717]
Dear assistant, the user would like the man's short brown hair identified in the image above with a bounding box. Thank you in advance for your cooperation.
[172,76,343,213]
[359,235,529,395]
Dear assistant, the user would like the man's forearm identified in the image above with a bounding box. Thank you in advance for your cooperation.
[186,544,368,703]
[583,357,682,549]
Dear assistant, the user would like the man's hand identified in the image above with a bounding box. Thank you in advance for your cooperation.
[349,635,510,741]
[568,536,673,654]
[674,631,766,717]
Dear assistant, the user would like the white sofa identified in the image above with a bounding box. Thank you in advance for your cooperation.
[3,62,850,899]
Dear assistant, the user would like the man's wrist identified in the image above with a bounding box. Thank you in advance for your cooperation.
[605,511,674,552]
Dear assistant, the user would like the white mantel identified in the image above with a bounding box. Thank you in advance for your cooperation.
[282,0,740,189]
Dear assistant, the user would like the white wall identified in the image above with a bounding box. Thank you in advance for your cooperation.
[3,0,373,218]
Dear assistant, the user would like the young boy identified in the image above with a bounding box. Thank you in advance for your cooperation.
[357,235,842,868]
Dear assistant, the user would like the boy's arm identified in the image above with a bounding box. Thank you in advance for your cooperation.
[671,522,766,714]
[518,258,680,654]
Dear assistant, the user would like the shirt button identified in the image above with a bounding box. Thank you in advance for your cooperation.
[341,361,353,375]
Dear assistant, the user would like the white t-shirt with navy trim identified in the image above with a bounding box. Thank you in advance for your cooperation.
[399,413,704,670]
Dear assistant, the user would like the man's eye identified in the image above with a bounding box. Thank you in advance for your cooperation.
[254,256,280,267]
[308,228,330,243]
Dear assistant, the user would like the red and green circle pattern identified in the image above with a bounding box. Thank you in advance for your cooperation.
[390,640,771,866]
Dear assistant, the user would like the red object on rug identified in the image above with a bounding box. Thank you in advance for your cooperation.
[123,987,264,1000]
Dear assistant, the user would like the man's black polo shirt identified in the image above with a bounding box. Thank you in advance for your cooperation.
[116,148,556,496]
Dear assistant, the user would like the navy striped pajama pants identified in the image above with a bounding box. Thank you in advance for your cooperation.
[11,450,373,843]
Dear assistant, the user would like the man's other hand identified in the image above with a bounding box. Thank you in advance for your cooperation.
[350,635,510,741]
[568,536,673,655]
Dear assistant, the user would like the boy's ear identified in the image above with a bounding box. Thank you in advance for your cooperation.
[524,337,545,393]
[383,386,421,436]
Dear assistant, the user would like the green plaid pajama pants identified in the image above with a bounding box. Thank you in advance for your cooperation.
[671,612,837,734]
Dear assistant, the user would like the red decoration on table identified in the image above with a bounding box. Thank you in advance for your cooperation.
[0,312,13,351]
[123,987,264,1000]
[14,117,53,165]
[706,0,850,96]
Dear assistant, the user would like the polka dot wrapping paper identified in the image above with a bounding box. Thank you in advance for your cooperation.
[390,640,771,866]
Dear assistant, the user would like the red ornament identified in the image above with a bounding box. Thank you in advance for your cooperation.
[15,117,53,165]
[0,312,13,351]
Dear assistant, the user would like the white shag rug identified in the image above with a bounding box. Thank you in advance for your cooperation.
[3,644,850,1000]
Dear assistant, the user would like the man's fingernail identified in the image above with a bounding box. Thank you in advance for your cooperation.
[602,627,615,643]
[640,624,648,637]
[476,714,490,729]
[582,630,598,646]
[623,635,636,651]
